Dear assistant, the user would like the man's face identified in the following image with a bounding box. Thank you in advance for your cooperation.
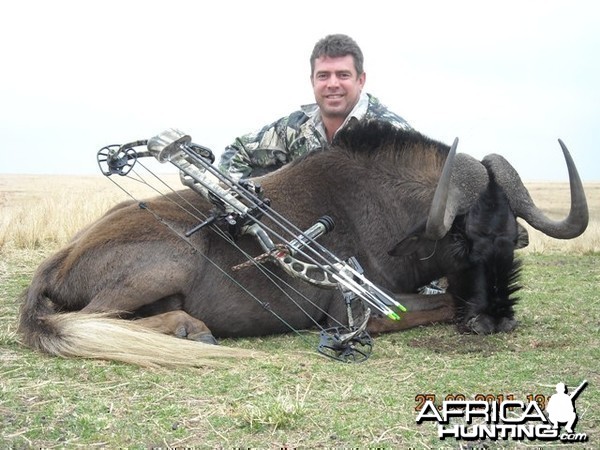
[311,55,366,120]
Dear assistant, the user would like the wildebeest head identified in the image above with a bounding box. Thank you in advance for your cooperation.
[390,136,588,334]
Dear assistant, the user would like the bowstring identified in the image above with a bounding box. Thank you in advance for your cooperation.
[132,159,347,330]
[104,160,346,339]
[175,145,403,318]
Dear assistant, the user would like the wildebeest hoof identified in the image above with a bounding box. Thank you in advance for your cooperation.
[190,331,219,345]
[496,317,518,333]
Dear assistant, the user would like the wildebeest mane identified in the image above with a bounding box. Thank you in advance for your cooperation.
[334,120,449,160]
[287,120,450,179]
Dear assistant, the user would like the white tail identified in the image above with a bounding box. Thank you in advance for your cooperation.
[36,312,256,367]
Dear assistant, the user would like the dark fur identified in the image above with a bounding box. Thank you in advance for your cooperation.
[445,175,523,333]
[20,121,532,356]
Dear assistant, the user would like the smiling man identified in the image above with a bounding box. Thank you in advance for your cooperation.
[218,34,412,180]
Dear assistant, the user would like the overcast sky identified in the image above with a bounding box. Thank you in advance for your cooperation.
[1,0,598,181]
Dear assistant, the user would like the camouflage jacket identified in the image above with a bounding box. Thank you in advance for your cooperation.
[218,93,412,180]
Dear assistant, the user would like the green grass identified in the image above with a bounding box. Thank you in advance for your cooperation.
[1,248,599,448]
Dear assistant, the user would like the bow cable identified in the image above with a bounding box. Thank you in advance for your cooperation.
[103,158,349,339]
[101,134,403,321]
[172,140,407,320]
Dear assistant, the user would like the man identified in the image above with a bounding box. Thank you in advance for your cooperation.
[218,34,412,180]
[217,34,444,295]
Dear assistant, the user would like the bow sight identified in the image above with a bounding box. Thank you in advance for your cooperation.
[97,128,407,362]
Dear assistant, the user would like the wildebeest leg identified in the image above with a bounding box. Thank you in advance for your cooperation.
[367,293,455,334]
[77,271,219,341]
[80,267,191,316]
[135,311,217,345]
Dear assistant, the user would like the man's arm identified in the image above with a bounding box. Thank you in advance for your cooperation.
[218,118,294,180]
[219,137,255,181]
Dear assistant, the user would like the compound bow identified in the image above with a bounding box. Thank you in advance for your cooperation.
[97,128,407,362]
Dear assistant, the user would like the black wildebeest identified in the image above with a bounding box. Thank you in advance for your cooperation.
[18,121,588,366]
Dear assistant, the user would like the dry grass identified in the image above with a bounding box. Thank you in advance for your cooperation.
[0,173,180,249]
[0,174,598,254]
[2,252,598,448]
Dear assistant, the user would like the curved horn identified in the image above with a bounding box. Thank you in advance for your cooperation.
[482,140,589,239]
[425,138,489,240]
[425,138,458,239]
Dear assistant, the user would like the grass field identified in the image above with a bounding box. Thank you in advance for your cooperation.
[1,174,599,448]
